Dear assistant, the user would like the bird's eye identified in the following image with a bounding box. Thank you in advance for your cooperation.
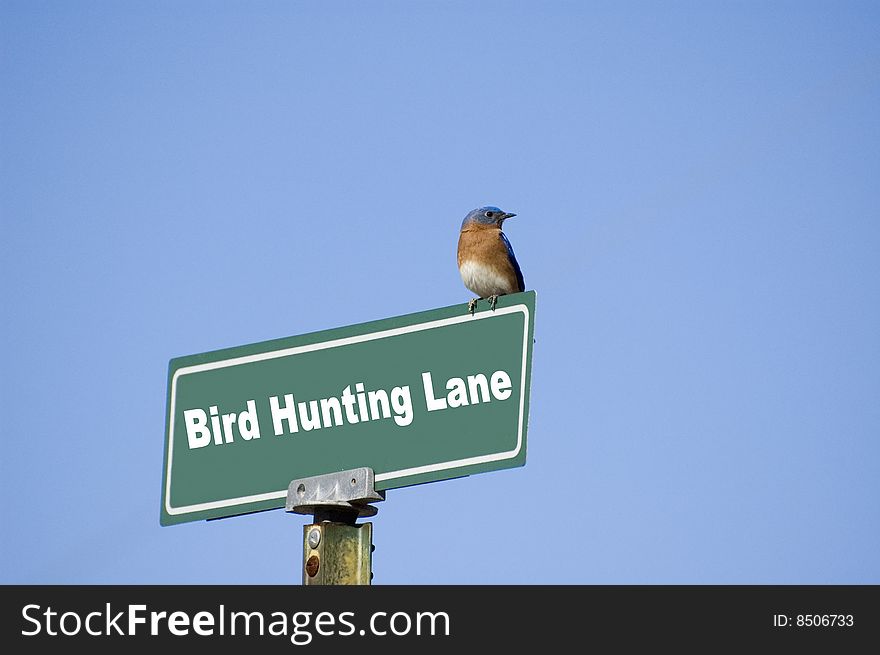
[486,211,495,218]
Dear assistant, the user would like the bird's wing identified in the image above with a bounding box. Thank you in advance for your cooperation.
[500,231,525,292]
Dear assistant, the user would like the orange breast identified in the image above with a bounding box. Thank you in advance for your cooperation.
[457,225,520,295]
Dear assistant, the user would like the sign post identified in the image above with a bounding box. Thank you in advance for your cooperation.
[286,467,383,585]
[161,291,536,583]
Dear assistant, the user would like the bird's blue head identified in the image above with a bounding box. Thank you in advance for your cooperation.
[460,206,517,231]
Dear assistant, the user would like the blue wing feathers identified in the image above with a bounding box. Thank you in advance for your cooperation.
[500,231,525,292]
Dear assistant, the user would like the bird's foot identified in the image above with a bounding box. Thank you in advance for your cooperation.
[467,298,479,315]
[488,294,499,311]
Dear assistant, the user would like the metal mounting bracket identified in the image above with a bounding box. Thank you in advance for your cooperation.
[285,467,385,522]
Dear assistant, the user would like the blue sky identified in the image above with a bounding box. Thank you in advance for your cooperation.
[2,1,878,583]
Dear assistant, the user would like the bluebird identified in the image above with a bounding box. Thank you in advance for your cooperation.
[457,206,524,314]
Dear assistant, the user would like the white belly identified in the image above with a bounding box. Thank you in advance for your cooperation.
[459,260,515,298]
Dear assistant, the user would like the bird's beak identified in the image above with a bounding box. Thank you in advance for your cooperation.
[501,212,516,221]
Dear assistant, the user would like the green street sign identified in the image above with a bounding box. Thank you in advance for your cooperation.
[161,291,536,525]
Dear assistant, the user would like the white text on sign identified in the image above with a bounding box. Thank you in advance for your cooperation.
[182,369,514,450]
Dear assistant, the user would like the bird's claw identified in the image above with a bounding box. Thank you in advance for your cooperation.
[488,295,499,311]
[467,298,478,315]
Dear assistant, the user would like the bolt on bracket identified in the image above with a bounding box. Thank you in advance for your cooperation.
[285,467,385,520]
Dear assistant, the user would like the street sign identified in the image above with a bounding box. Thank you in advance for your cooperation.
[161,291,536,525]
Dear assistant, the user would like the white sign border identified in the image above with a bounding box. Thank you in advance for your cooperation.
[164,303,531,517]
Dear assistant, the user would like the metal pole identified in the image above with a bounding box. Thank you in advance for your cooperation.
[302,517,373,585]
[285,467,384,585]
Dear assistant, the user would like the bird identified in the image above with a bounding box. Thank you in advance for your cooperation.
[457,206,525,314]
